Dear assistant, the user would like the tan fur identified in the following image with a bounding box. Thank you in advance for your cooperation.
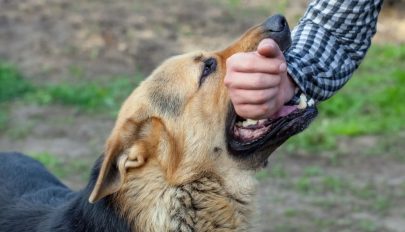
[89,22,270,231]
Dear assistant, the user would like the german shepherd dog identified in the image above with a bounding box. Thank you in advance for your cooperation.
[0,15,317,231]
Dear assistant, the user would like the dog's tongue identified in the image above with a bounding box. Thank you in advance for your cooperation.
[270,105,297,119]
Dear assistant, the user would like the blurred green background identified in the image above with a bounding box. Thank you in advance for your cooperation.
[0,0,404,231]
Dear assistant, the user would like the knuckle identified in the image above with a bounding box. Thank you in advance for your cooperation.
[239,60,252,71]
[269,60,282,73]
[226,56,236,68]
[227,53,244,67]
[240,54,257,70]
[228,53,261,72]
[226,57,234,67]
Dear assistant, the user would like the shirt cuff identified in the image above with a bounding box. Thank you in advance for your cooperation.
[285,55,308,105]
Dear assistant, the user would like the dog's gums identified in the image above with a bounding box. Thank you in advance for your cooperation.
[232,94,316,143]
[233,105,298,142]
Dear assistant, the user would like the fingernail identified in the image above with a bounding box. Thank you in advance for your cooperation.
[279,63,287,72]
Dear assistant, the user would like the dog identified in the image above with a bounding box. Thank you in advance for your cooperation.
[0,15,317,232]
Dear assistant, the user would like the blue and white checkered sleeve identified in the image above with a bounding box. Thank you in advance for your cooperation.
[285,0,383,103]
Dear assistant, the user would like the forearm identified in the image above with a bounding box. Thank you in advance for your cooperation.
[285,0,383,102]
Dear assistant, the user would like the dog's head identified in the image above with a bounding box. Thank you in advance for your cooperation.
[89,15,317,203]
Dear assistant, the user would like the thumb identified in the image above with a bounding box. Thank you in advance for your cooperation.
[257,39,282,58]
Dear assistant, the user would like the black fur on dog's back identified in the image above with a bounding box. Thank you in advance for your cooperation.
[0,152,131,232]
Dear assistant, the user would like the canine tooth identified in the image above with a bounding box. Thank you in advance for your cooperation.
[297,94,307,109]
[307,98,315,107]
[243,119,258,127]
[300,93,307,102]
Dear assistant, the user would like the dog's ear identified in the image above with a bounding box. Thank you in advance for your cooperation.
[89,117,164,203]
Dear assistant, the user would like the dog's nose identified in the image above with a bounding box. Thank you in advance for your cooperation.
[263,14,291,52]
[264,14,287,32]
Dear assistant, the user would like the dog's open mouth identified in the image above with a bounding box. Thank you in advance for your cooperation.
[226,94,318,167]
[233,105,297,142]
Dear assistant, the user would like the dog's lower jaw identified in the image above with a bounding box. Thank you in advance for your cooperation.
[115,174,255,232]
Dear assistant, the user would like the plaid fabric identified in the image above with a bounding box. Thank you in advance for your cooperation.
[285,0,384,103]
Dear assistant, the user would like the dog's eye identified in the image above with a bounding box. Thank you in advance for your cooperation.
[199,58,217,86]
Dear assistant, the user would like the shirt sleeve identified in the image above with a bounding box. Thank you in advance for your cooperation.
[284,0,383,102]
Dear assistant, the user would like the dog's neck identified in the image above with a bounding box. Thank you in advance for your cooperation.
[114,170,255,232]
[60,158,256,232]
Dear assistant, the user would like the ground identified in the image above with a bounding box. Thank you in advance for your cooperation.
[0,0,404,231]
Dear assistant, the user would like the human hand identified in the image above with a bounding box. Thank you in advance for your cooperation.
[224,38,296,120]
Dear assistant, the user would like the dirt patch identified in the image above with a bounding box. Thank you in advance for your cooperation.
[252,133,405,232]
[0,0,265,83]
[0,0,401,84]
[374,5,405,44]
[0,103,112,156]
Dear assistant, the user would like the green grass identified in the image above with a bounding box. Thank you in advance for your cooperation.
[356,219,379,232]
[255,169,270,181]
[256,163,288,181]
[0,61,142,113]
[227,0,241,8]
[303,166,323,177]
[0,62,32,102]
[294,175,348,195]
[25,77,140,112]
[31,152,91,181]
[0,62,32,130]
[0,61,142,130]
[31,152,65,177]
[288,44,405,151]
[0,106,8,130]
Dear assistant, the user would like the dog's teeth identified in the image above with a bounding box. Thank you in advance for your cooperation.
[297,102,307,109]
[300,93,307,102]
[297,94,308,109]
[236,121,244,127]
[307,98,315,107]
[243,119,258,127]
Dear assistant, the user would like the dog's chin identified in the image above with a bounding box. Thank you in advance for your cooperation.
[225,104,318,170]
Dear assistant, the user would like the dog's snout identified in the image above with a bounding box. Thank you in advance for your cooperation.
[264,14,287,32]
[262,14,291,52]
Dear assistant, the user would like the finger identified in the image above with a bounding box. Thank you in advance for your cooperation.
[226,52,286,74]
[224,72,281,90]
[234,103,278,120]
[257,39,283,58]
[230,88,279,105]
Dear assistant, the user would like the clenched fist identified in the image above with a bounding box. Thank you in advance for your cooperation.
[224,38,296,119]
